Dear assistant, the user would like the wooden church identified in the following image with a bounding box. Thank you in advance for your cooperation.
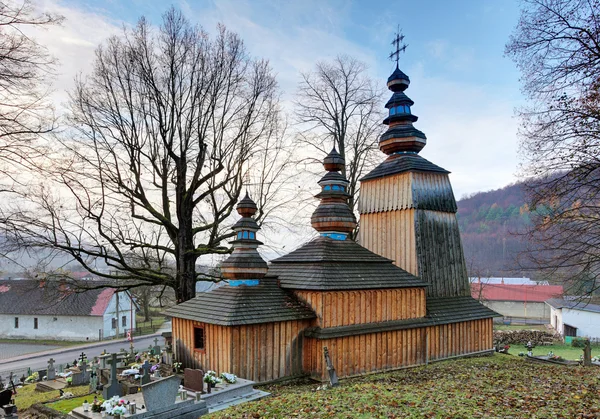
[165,46,498,383]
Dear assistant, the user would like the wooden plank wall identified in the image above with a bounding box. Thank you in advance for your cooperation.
[358,172,455,214]
[295,289,426,328]
[304,318,494,381]
[230,320,311,382]
[172,318,232,373]
[357,210,418,276]
[414,210,471,297]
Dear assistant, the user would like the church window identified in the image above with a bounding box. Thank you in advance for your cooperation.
[249,231,255,239]
[237,232,242,239]
[242,231,249,239]
[194,327,205,351]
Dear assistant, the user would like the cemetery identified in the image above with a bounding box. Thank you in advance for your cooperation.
[1,338,267,418]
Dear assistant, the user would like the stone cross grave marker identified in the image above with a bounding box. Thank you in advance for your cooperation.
[140,361,151,385]
[102,353,122,400]
[79,352,87,366]
[89,364,98,392]
[71,359,89,387]
[47,358,56,380]
[153,337,161,354]
[100,353,111,369]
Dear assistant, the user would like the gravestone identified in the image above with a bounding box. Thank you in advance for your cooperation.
[323,346,339,387]
[99,353,111,369]
[141,376,180,412]
[72,359,90,386]
[184,368,204,393]
[89,365,98,392]
[102,353,122,399]
[58,364,64,374]
[37,369,47,381]
[153,337,161,354]
[140,361,151,385]
[47,358,56,380]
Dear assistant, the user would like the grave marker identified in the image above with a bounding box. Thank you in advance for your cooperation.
[89,364,98,392]
[47,358,56,380]
[102,353,122,400]
[141,376,180,412]
[323,346,339,387]
[183,368,204,393]
[140,361,151,385]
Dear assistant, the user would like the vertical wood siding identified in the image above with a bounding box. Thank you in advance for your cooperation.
[173,317,311,383]
[358,210,418,276]
[294,288,426,328]
[304,318,494,381]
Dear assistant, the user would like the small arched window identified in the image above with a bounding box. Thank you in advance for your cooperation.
[237,232,243,239]
[390,107,396,116]
[242,231,249,239]
[249,232,255,239]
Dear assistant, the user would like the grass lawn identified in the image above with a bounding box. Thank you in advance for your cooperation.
[46,394,104,414]
[525,343,600,360]
[12,384,91,411]
[209,355,600,419]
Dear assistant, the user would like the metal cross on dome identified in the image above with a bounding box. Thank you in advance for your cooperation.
[389,26,408,66]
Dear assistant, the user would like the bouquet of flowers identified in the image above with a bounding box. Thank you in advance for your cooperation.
[204,371,221,385]
[101,396,128,416]
[220,372,237,384]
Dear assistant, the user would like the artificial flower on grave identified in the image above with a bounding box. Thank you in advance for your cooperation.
[220,372,237,384]
[203,372,221,385]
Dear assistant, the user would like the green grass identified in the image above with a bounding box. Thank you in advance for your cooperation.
[494,324,547,331]
[47,394,104,414]
[209,355,600,419]
[0,338,87,346]
[12,384,91,411]
[524,343,600,360]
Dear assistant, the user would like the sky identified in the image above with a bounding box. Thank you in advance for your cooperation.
[32,0,525,201]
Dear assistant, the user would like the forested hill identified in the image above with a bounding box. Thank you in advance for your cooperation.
[457,182,533,277]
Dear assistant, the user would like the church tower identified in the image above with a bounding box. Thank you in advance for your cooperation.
[358,33,470,298]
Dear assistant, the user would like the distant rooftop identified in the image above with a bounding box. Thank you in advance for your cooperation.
[469,277,549,286]
[471,282,563,303]
[546,298,600,314]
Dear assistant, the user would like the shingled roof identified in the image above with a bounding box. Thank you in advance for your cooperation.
[269,236,426,290]
[304,296,499,338]
[0,279,116,316]
[361,154,449,181]
[163,278,316,326]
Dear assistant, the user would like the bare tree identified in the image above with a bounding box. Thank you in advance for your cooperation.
[295,55,384,214]
[0,8,288,303]
[0,1,61,186]
[506,0,600,294]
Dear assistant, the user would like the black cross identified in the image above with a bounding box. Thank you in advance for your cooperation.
[79,352,87,364]
[389,25,408,66]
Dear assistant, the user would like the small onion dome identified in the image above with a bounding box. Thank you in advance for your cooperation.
[311,150,357,237]
[323,148,345,171]
[221,194,268,283]
[387,66,410,92]
[236,192,258,217]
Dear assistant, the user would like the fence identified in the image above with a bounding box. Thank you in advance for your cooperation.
[98,318,164,341]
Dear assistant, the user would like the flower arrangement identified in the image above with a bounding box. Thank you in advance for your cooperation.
[150,364,159,373]
[66,376,73,385]
[220,372,237,384]
[91,400,103,413]
[25,372,39,383]
[101,396,128,416]
[204,371,221,385]
[173,362,182,373]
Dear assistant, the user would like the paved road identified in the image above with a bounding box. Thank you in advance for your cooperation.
[0,334,166,380]
[0,343,61,361]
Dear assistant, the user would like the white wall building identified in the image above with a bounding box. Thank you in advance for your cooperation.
[547,298,600,339]
[0,279,136,341]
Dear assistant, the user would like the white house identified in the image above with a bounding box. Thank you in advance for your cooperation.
[547,298,600,339]
[0,279,136,341]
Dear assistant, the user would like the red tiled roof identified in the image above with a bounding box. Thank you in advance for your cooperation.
[470,283,563,302]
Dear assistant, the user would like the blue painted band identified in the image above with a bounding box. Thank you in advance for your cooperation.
[321,233,347,241]
[229,279,260,287]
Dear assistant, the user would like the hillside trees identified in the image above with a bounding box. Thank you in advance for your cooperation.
[506,0,600,293]
[0,1,62,188]
[0,8,291,303]
[295,55,384,215]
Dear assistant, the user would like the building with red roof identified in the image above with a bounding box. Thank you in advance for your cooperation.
[471,281,563,322]
[0,279,137,341]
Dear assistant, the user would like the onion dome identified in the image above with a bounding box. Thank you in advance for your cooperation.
[220,193,268,286]
[310,148,357,239]
[380,65,427,155]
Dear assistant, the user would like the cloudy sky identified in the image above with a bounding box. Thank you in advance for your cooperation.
[33,0,523,200]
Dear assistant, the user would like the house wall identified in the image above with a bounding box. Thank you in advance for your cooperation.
[304,318,494,381]
[102,292,137,339]
[172,317,311,382]
[294,288,426,328]
[0,314,103,341]
[552,307,600,339]
[481,300,550,321]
